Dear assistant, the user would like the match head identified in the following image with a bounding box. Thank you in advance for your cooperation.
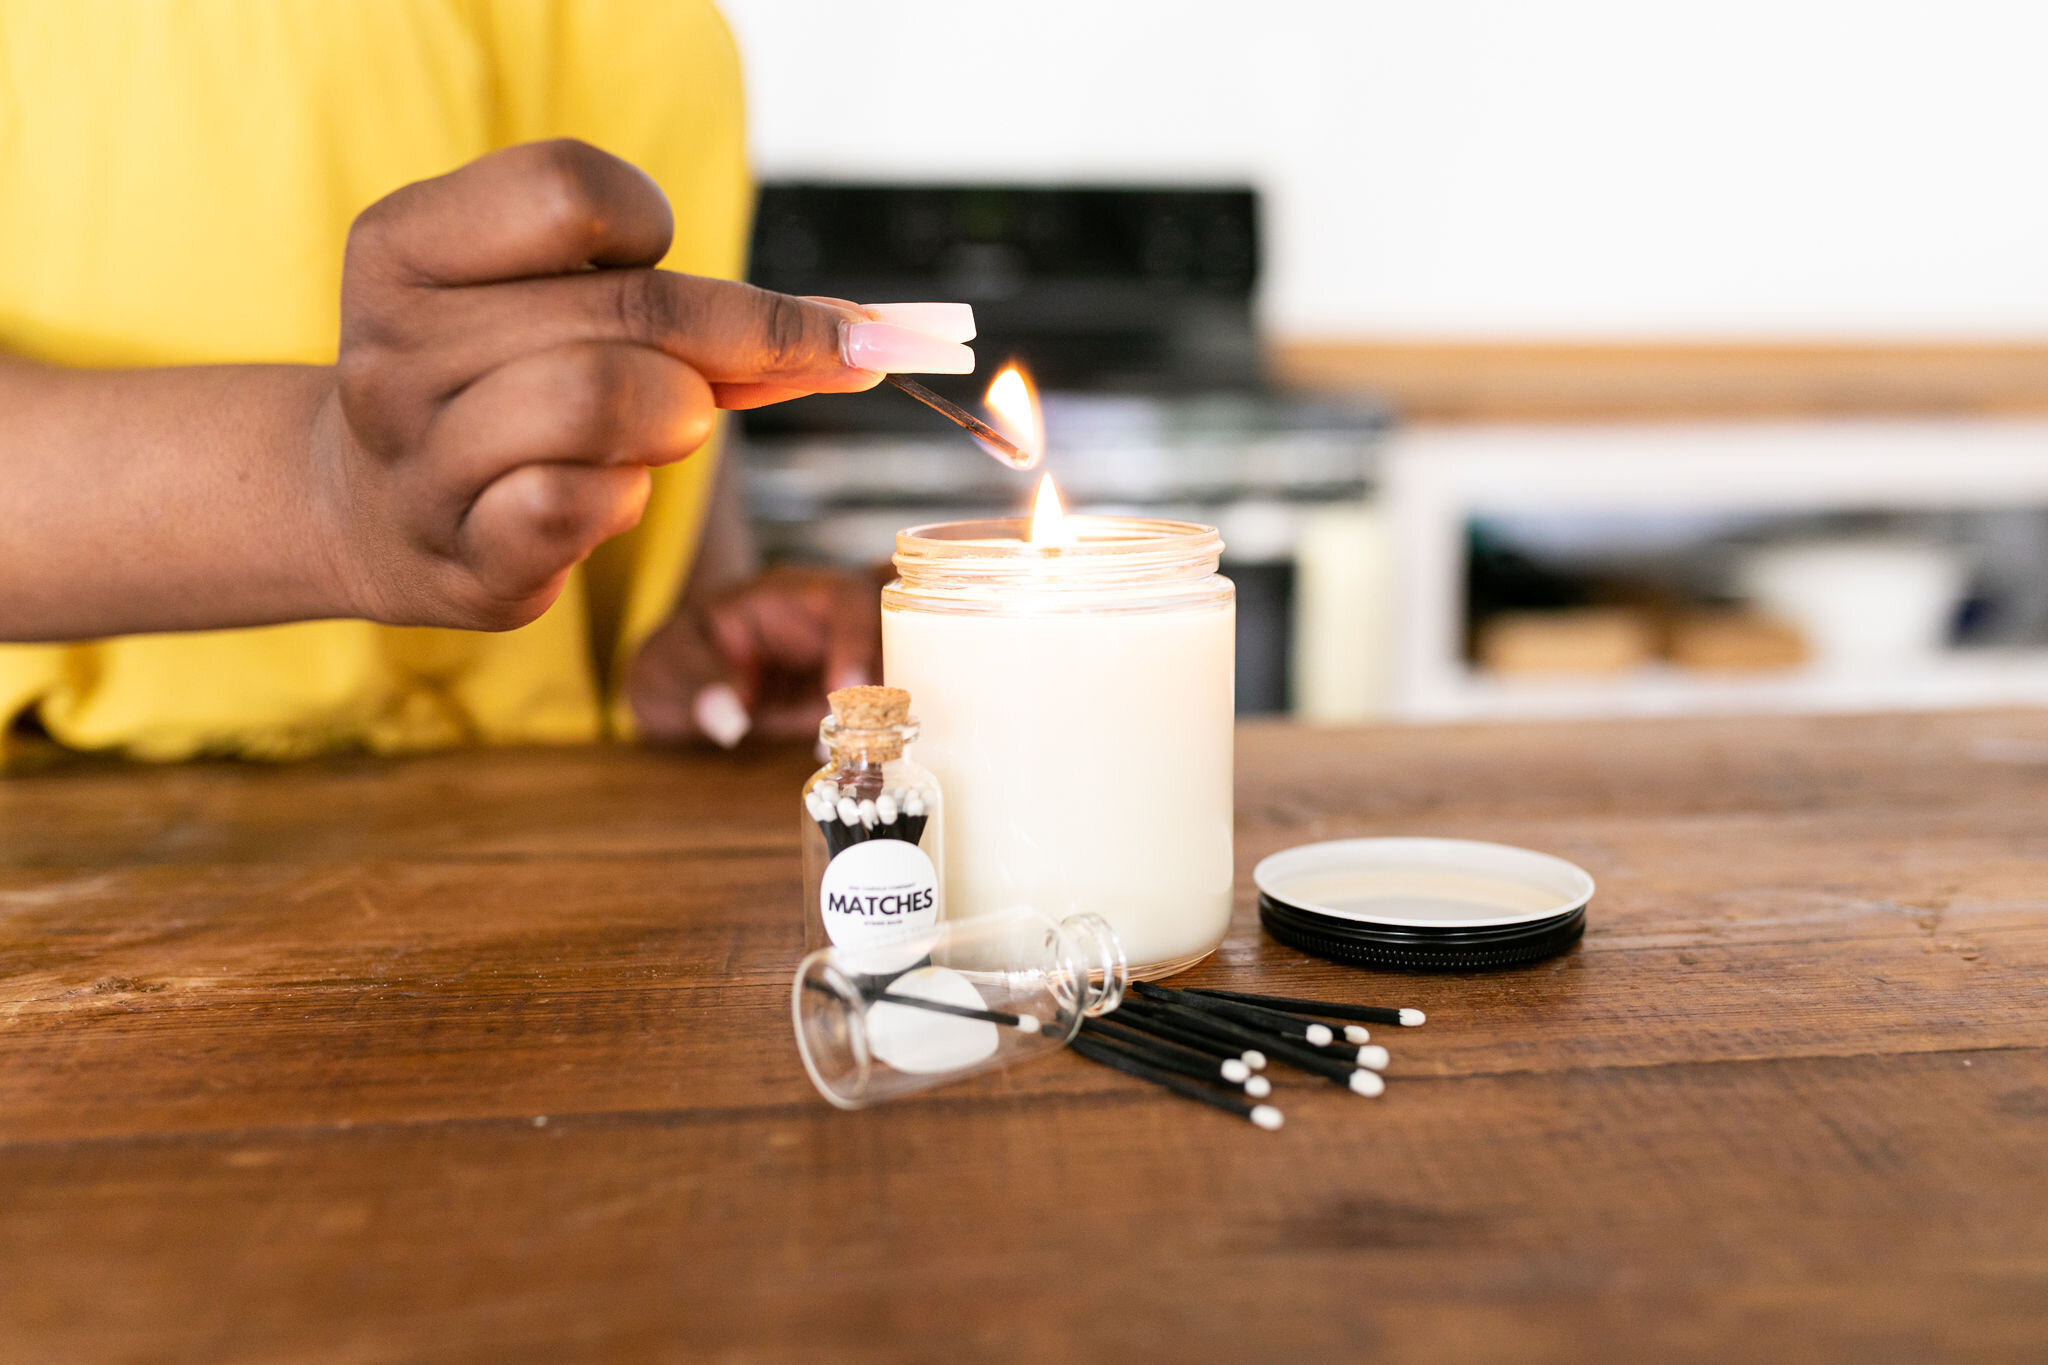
[1016,1014,1042,1034]
[1245,1074,1273,1099]
[1343,1024,1370,1044]
[837,796,860,825]
[1349,1069,1387,1098]
[815,780,839,803]
[1242,1050,1268,1071]
[1399,1008,1426,1026]
[875,793,899,824]
[1305,1023,1334,1047]
[1357,1044,1390,1072]
[1250,1104,1284,1131]
[1221,1058,1250,1083]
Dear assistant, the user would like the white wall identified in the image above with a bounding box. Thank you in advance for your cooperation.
[719,0,2048,340]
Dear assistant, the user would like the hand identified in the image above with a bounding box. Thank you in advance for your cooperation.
[319,139,971,633]
[624,566,885,747]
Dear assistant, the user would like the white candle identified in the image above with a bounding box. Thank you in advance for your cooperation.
[882,512,1235,977]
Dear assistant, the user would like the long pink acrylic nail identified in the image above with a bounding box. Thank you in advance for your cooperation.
[842,322,975,375]
[861,303,976,343]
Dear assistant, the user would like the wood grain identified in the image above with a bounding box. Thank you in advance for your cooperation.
[2,711,2045,1362]
[1271,340,2048,421]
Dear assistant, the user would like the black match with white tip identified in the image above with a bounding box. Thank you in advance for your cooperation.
[806,777,940,856]
[801,976,1042,1034]
[1119,998,1386,1097]
[1185,987,1426,1028]
[1107,1003,1268,1070]
[1078,1022,1270,1096]
[1133,981,1345,1049]
[1070,1035,1283,1131]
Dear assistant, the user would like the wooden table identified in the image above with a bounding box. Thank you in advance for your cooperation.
[3,711,2044,1363]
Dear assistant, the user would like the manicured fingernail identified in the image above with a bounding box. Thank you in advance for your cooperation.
[692,683,751,749]
[842,322,974,375]
[861,303,976,343]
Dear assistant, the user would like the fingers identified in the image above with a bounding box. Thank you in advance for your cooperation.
[705,571,883,738]
[423,342,715,527]
[347,140,674,288]
[711,379,877,411]
[459,462,651,617]
[436,273,974,399]
[624,610,752,747]
[627,569,884,748]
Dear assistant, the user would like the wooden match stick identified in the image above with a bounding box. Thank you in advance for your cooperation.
[1185,988,1425,1027]
[883,375,1037,469]
[1071,1035,1282,1130]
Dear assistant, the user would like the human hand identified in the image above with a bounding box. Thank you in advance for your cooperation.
[624,565,886,747]
[319,139,972,633]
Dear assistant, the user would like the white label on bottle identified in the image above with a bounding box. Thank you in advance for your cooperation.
[866,966,999,1074]
[820,839,940,949]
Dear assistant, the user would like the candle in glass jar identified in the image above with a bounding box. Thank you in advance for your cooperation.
[881,502,1235,978]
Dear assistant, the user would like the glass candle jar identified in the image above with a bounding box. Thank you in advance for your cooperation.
[793,904,1128,1109]
[882,516,1235,978]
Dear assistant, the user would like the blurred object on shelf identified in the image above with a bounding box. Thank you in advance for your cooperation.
[1476,608,1658,676]
[1385,422,2048,722]
[1732,538,1968,673]
[1665,611,1809,673]
[1292,504,1393,722]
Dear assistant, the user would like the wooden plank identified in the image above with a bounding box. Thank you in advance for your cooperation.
[1,802,2043,1143]
[1,1048,2040,1363]
[1270,340,2048,421]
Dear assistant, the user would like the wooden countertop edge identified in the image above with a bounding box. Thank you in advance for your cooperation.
[1269,339,2048,421]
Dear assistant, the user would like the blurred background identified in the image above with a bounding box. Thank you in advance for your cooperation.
[718,0,2048,720]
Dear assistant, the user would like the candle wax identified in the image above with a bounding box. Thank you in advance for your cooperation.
[883,600,1234,975]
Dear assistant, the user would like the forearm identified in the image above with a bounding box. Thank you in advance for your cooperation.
[0,353,354,641]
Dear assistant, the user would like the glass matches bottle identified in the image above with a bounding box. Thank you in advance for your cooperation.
[801,686,944,954]
[793,904,1128,1109]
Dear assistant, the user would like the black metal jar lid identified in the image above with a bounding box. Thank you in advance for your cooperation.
[1253,838,1593,972]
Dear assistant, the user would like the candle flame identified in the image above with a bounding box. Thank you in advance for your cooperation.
[1029,473,1071,546]
[983,363,1044,469]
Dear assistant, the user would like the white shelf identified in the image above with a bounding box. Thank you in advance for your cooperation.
[1377,419,2048,722]
[1409,651,2048,723]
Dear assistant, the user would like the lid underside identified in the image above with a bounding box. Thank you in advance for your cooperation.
[1253,837,1594,971]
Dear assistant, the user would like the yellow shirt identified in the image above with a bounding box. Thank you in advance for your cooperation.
[0,0,748,760]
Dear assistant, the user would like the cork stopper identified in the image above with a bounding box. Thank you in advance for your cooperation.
[825,686,913,761]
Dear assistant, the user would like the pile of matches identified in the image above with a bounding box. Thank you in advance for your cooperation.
[1070,983,1427,1131]
[804,777,935,855]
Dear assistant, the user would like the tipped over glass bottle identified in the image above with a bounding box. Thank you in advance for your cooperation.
[800,686,944,954]
[793,904,1129,1109]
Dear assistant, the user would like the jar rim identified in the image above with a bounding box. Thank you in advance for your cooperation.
[893,515,1224,586]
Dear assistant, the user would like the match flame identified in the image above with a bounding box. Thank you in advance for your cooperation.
[983,363,1044,469]
[1029,472,1071,546]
